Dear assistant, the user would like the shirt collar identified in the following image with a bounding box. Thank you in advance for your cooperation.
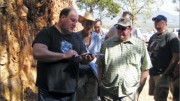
[156,30,168,36]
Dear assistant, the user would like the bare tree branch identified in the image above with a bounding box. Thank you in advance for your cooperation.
[135,0,149,15]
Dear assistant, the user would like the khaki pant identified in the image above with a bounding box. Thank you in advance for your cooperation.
[149,75,172,101]
[171,75,179,101]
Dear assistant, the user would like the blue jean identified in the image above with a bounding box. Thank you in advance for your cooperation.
[38,88,75,101]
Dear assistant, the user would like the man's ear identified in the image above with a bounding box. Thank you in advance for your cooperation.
[81,20,85,25]
[129,27,133,30]
[60,15,66,20]
[163,21,167,25]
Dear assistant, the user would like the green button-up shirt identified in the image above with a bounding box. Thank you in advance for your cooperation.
[97,35,152,97]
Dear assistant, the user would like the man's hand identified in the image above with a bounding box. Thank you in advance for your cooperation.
[63,50,78,59]
[79,53,94,64]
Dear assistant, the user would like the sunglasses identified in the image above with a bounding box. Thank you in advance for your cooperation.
[116,25,129,31]
[86,20,94,25]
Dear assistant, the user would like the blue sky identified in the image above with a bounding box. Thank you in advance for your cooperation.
[75,0,179,16]
[74,0,179,27]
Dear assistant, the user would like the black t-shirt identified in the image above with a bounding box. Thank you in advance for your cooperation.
[32,26,86,94]
[148,31,179,75]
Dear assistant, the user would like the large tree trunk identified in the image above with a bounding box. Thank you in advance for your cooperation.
[0,0,80,100]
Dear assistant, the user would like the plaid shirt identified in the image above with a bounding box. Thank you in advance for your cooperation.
[97,35,152,97]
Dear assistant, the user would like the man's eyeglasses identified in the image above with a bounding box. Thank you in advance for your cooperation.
[116,25,129,31]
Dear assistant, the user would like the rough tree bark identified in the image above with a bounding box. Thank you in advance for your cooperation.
[0,0,81,101]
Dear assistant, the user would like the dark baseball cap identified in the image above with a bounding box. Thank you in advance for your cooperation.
[123,11,132,16]
[152,15,167,21]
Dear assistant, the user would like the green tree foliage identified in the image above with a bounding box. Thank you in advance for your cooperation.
[76,0,120,19]
[115,0,163,24]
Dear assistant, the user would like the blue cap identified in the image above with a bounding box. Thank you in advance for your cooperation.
[152,15,167,21]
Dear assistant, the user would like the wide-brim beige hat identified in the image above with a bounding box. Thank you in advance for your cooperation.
[78,12,95,23]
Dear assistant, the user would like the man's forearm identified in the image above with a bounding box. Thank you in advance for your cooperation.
[33,43,67,62]
[33,50,66,62]
[139,70,149,93]
[164,53,179,75]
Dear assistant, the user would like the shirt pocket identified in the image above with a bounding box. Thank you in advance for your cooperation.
[128,52,142,66]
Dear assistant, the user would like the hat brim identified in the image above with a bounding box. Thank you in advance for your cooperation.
[152,17,157,21]
[78,15,95,23]
[114,23,130,27]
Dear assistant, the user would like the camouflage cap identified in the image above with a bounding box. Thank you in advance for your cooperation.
[115,18,132,27]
